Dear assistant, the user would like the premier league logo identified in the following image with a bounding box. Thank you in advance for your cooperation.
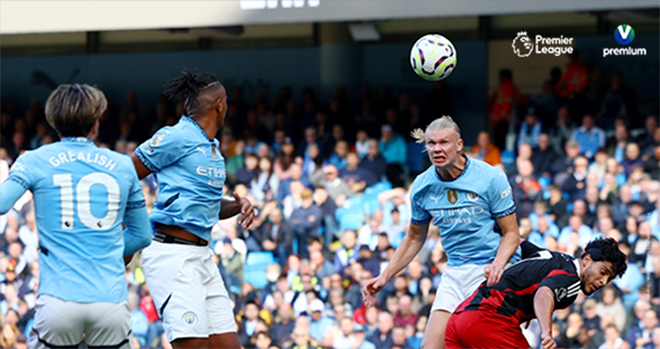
[447,189,458,205]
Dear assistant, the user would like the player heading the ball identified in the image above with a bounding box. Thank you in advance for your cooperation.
[363,115,521,349]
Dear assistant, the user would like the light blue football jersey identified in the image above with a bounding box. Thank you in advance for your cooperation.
[410,157,521,266]
[6,137,146,303]
[135,115,226,241]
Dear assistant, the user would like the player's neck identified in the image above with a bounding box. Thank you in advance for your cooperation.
[189,114,217,140]
[436,154,466,179]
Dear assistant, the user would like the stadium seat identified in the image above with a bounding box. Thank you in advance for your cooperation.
[246,251,275,267]
[361,195,382,215]
[339,211,364,231]
[243,268,268,289]
[501,150,515,167]
[364,181,392,196]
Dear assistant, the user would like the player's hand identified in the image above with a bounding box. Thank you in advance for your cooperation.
[541,333,556,349]
[362,274,388,307]
[484,261,505,286]
[233,192,254,229]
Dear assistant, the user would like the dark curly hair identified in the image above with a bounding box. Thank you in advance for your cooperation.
[162,69,220,113]
[582,237,627,278]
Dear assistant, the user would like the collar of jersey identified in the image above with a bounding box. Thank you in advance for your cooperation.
[435,155,470,182]
[181,115,216,144]
[572,258,581,277]
[61,137,94,144]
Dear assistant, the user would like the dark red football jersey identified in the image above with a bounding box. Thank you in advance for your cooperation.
[455,242,581,324]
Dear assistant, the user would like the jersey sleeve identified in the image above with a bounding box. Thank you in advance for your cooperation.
[6,155,33,190]
[410,181,431,226]
[521,240,545,259]
[126,165,147,211]
[488,167,516,218]
[134,128,184,172]
[538,268,581,304]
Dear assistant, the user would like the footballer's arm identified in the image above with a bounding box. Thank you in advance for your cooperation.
[380,222,429,282]
[534,286,558,349]
[0,180,27,215]
[486,213,521,285]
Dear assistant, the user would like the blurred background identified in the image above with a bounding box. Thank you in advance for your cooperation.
[1,1,659,349]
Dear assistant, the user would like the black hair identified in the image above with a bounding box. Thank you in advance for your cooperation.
[163,69,219,113]
[582,237,627,278]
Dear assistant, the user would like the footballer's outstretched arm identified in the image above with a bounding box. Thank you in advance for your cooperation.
[0,180,27,215]
[534,286,558,349]
[381,222,429,281]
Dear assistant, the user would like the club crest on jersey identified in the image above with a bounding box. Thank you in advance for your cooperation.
[447,189,458,205]
[467,192,479,202]
[182,312,197,326]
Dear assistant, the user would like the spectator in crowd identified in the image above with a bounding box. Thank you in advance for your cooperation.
[531,133,559,178]
[379,124,407,188]
[517,107,543,149]
[289,189,322,259]
[571,114,606,160]
[606,123,632,163]
[561,156,590,203]
[309,299,335,342]
[334,230,359,278]
[368,311,394,349]
[549,105,576,155]
[601,73,638,128]
[470,131,501,166]
[626,309,658,349]
[250,207,294,266]
[621,142,645,177]
[339,152,378,193]
[360,139,387,181]
[489,69,526,150]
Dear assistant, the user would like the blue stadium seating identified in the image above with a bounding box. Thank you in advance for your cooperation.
[364,181,392,196]
[246,251,275,267]
[243,269,268,288]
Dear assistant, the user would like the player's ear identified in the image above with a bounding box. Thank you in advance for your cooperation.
[457,138,464,153]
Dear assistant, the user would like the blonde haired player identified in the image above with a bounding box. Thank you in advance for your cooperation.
[363,116,521,349]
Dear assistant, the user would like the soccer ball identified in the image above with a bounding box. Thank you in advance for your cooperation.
[410,34,457,81]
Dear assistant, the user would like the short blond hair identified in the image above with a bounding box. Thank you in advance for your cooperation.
[45,84,107,137]
[411,115,461,144]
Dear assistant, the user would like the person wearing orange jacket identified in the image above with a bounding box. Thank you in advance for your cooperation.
[555,52,589,99]
[489,69,526,150]
[471,131,502,166]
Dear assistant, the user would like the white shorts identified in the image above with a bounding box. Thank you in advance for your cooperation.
[141,241,236,343]
[431,263,487,313]
[29,294,130,349]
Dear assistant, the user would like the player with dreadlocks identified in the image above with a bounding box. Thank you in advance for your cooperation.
[131,69,254,349]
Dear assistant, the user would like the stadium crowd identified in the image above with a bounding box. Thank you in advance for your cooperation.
[0,56,659,349]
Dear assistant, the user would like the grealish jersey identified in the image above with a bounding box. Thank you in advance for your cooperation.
[6,137,145,303]
[456,242,581,324]
[135,115,226,241]
[410,157,520,266]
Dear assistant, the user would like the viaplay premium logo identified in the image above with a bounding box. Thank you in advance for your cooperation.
[603,24,646,57]
[512,31,574,57]
[614,24,635,45]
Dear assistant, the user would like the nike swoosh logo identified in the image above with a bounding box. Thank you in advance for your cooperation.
[617,25,631,40]
[195,147,206,155]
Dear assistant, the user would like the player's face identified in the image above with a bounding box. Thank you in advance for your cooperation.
[425,128,463,168]
[581,259,616,295]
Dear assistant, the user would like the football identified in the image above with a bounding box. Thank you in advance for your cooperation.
[410,33,457,81]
